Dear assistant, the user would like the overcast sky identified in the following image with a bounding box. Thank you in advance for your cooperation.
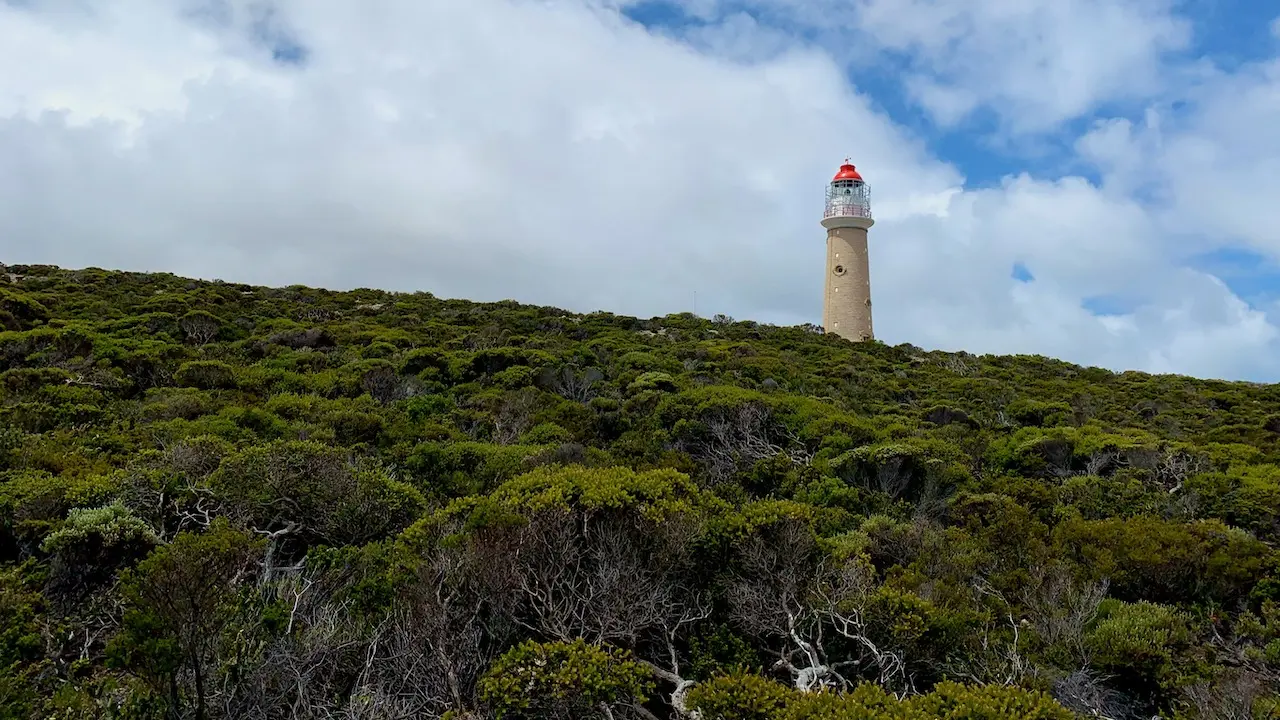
[2,0,1280,381]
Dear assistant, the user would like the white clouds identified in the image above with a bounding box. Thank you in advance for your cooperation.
[854,0,1192,132]
[868,173,1273,380]
[0,0,956,317]
[1074,53,1280,258]
[625,0,1192,133]
[1152,62,1280,253]
[1,0,1279,380]
[0,1,284,127]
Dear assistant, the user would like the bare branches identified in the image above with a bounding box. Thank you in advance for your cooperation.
[491,388,541,445]
[361,365,410,405]
[941,354,974,376]
[114,437,233,541]
[726,520,906,696]
[950,578,1033,688]
[481,508,712,718]
[1180,667,1276,720]
[632,599,714,720]
[1153,449,1209,494]
[681,402,811,484]
[1020,566,1109,669]
[256,522,303,585]
[179,311,221,346]
[871,452,915,499]
[217,586,370,720]
[1079,446,1208,494]
[219,531,498,720]
[540,365,605,403]
[62,369,128,391]
[1084,451,1118,477]
[508,511,701,649]
[1051,669,1133,720]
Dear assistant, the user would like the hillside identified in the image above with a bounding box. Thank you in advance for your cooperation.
[3,263,1280,719]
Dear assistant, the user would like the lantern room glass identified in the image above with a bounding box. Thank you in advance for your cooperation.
[824,179,872,220]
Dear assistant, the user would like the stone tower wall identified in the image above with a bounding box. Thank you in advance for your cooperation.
[822,224,873,341]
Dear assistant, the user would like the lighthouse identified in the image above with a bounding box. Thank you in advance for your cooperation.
[821,159,875,342]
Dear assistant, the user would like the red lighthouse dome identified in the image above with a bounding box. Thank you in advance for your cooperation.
[832,159,863,182]
[824,157,872,223]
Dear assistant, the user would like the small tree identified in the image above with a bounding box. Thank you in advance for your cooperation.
[361,362,408,405]
[178,310,221,345]
[107,521,261,720]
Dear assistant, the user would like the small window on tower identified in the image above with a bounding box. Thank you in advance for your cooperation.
[833,265,846,276]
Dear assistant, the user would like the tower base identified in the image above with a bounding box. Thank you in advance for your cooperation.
[821,216,874,342]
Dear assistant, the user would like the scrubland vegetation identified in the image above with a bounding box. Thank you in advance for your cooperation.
[4,263,1280,719]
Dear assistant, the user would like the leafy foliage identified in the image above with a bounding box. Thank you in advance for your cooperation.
[3,263,1280,718]
[478,639,654,719]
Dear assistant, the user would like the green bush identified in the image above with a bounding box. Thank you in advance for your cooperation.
[478,639,654,719]
[41,502,159,599]
[4,265,1280,718]
[174,360,237,390]
[685,671,792,720]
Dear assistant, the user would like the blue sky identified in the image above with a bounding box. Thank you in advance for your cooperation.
[622,0,1274,185]
[660,0,1268,381]
[620,0,1280,322]
[1192,0,1280,69]
[2,0,1280,380]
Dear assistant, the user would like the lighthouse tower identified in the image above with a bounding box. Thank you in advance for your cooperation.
[821,159,875,342]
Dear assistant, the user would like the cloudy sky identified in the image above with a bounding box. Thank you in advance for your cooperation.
[2,0,1279,381]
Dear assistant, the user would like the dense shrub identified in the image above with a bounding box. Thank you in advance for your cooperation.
[0,265,1277,718]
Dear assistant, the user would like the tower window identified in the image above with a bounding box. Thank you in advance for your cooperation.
[833,265,846,276]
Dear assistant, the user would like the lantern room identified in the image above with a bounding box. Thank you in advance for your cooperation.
[824,160,872,221]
